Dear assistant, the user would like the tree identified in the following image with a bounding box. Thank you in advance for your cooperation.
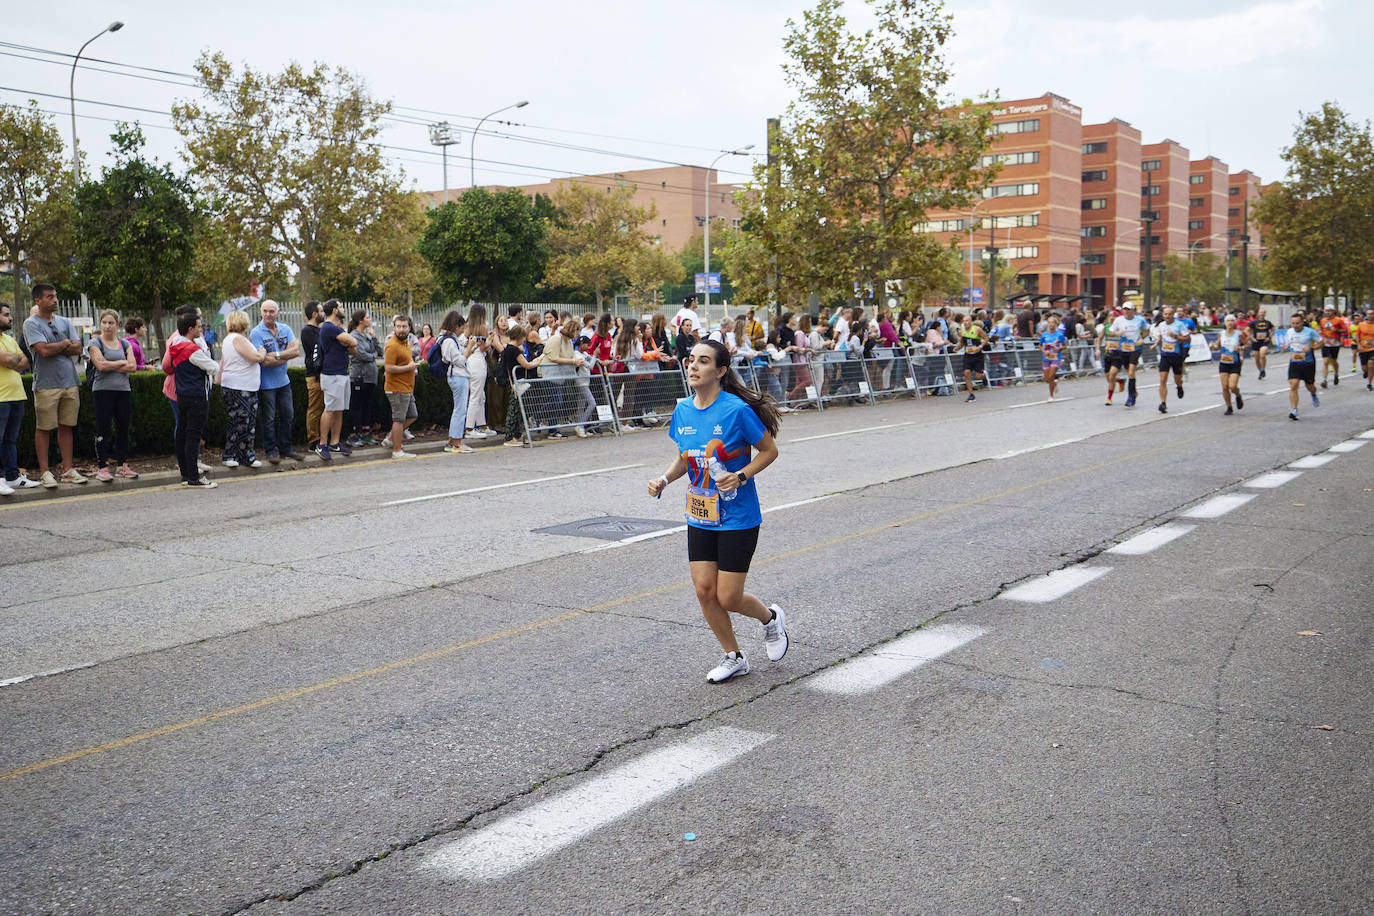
[541,182,682,307]
[726,0,996,311]
[0,102,75,304]
[173,53,411,299]
[1256,102,1374,306]
[72,125,198,346]
[418,188,547,306]
[321,188,431,305]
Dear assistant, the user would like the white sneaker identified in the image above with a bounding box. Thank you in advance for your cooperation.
[222,458,240,468]
[60,468,88,485]
[40,470,58,489]
[706,651,750,683]
[574,427,589,439]
[762,605,789,661]
[0,480,12,496]
[391,450,416,459]
[382,437,393,448]
[8,475,41,489]
[197,460,211,473]
[247,458,264,469]
[403,428,416,440]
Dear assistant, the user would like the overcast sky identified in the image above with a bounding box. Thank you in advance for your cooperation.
[5,0,1366,196]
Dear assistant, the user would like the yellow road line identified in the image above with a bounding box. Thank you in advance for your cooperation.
[0,428,1219,782]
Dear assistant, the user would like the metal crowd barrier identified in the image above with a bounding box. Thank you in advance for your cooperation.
[608,360,686,429]
[517,366,619,442]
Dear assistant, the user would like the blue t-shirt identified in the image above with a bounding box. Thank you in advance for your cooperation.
[319,321,348,375]
[1158,319,1189,355]
[250,320,296,390]
[669,391,767,531]
[1287,326,1320,363]
[1037,330,1067,362]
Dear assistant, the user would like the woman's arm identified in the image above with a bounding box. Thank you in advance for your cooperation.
[233,334,265,363]
[647,454,688,497]
[87,343,125,372]
[714,431,779,492]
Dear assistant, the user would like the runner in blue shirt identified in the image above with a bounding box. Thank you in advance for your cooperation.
[1283,313,1321,420]
[649,338,788,683]
[1037,315,1068,401]
[1153,306,1191,413]
[1208,314,1249,415]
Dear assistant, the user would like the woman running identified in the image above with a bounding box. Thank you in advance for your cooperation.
[1210,314,1249,414]
[958,313,990,402]
[1038,314,1068,401]
[647,339,788,683]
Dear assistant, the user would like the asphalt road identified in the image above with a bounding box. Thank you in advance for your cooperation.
[1,361,1370,915]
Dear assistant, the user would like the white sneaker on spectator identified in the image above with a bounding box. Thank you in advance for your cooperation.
[574,427,589,438]
[60,468,88,485]
[381,436,392,448]
[706,652,750,683]
[762,604,789,661]
[197,460,211,474]
[403,429,416,440]
[391,450,416,459]
[40,471,58,489]
[222,458,239,468]
[8,475,41,489]
[0,479,12,496]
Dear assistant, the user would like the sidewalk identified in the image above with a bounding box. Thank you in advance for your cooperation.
[0,430,511,505]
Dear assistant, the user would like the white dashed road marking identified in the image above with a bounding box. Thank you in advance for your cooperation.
[1288,454,1337,469]
[1181,493,1255,519]
[790,421,914,443]
[1327,440,1367,453]
[382,464,645,507]
[425,727,774,881]
[1358,429,1374,439]
[999,565,1111,603]
[1244,471,1303,489]
[1107,523,1196,555]
[805,625,986,695]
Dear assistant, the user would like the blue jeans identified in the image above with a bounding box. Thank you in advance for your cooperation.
[447,375,470,438]
[167,395,179,438]
[0,399,24,481]
[258,384,294,453]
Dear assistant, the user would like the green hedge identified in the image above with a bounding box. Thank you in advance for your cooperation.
[12,367,459,466]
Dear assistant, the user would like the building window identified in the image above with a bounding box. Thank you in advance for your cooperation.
[993,118,1040,135]
[1229,186,1241,195]
[1228,228,1240,237]
[1189,175,1206,185]
[1189,196,1204,208]
[993,212,1040,228]
[1188,219,1204,230]
[1081,225,1107,238]
[732,218,741,228]
[1141,184,1161,196]
[1140,235,1161,245]
[1228,207,1240,217]
[1001,245,1039,260]
[1082,253,1107,265]
[1082,141,1108,154]
[1082,198,1107,210]
[983,182,1040,198]
[1141,209,1159,221]
[1081,169,1108,182]
[1142,159,1161,171]
[980,150,1039,167]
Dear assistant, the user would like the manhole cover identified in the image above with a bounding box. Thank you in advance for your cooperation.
[535,516,682,541]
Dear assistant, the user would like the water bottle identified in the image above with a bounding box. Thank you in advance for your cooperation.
[708,457,738,502]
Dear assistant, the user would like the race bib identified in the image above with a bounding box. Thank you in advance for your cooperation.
[1105,340,1120,351]
[1220,351,1236,363]
[1161,340,1176,353]
[685,485,720,527]
[1121,340,1136,353]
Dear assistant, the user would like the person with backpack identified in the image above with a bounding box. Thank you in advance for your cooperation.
[432,309,476,454]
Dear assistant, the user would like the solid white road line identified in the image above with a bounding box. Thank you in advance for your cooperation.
[1288,454,1337,469]
[381,464,644,507]
[790,421,914,443]
[805,625,986,695]
[581,495,837,552]
[1006,397,1077,409]
[0,662,98,689]
[1327,439,1367,453]
[1358,429,1374,439]
[1181,493,1256,519]
[999,565,1111,603]
[1107,523,1196,556]
[992,437,1087,460]
[1244,471,1303,489]
[424,727,774,881]
[1169,404,1222,417]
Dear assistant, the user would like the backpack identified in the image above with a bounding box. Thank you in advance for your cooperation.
[427,333,454,378]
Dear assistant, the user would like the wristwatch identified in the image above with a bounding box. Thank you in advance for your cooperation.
[737,471,749,484]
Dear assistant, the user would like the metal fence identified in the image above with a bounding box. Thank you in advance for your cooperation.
[516,366,619,440]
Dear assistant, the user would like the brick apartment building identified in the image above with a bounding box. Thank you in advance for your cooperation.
[419,165,744,256]
[925,90,1270,313]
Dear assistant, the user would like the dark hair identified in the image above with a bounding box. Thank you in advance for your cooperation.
[507,304,522,319]
[595,313,612,338]
[0,301,11,315]
[303,300,321,321]
[466,303,487,338]
[177,313,200,335]
[124,316,145,334]
[348,309,367,332]
[439,309,464,335]
[31,283,56,301]
[684,294,696,306]
[322,298,344,319]
[175,305,199,319]
[508,324,528,342]
[393,314,413,333]
[614,318,638,359]
[693,339,780,437]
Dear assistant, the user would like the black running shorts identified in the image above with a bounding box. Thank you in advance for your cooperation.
[1322,345,1341,360]
[1159,352,1185,374]
[1120,351,1141,367]
[1288,361,1316,383]
[1218,361,1242,375]
[687,525,760,573]
[1360,350,1373,367]
[963,352,985,374]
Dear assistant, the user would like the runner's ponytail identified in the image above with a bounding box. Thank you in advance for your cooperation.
[699,338,781,437]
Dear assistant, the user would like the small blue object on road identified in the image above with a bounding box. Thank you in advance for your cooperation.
[684,833,696,842]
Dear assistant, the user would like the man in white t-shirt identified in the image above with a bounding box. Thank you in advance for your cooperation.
[670,295,699,333]
[1107,302,1150,407]
[832,307,853,344]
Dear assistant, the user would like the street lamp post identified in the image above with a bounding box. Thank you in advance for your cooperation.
[703,145,753,311]
[965,198,991,309]
[470,100,528,188]
[69,20,124,185]
[428,122,459,204]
